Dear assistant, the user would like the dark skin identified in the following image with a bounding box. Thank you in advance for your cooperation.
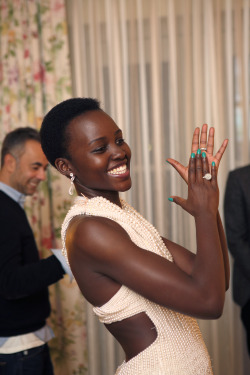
[55,110,229,362]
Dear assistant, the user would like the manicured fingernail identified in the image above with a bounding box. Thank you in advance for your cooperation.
[212,161,215,166]
[202,152,206,158]
[191,153,195,158]
[168,197,173,202]
[166,160,170,164]
[197,148,201,155]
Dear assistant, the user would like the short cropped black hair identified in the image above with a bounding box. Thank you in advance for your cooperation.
[1,127,40,167]
[40,97,101,167]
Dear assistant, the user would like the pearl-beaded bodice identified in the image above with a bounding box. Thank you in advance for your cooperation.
[61,196,213,374]
[61,195,173,265]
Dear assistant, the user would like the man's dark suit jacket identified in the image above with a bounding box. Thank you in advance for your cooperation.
[224,165,250,307]
[0,191,65,337]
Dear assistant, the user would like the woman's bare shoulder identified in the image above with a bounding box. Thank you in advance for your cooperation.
[66,214,131,257]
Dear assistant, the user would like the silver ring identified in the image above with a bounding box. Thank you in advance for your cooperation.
[203,173,212,181]
[200,147,207,151]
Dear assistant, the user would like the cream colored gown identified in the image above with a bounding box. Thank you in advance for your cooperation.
[61,196,213,375]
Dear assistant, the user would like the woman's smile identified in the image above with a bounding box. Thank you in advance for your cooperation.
[107,163,129,176]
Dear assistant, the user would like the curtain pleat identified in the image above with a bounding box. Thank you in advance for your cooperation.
[225,0,236,167]
[136,0,153,222]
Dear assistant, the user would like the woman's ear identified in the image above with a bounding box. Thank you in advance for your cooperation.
[55,158,72,178]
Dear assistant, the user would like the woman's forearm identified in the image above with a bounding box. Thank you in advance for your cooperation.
[217,211,230,289]
[191,213,226,317]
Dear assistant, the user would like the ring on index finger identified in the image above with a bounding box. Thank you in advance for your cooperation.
[200,147,207,151]
[203,173,212,181]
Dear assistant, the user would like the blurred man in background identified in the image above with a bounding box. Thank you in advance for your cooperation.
[0,127,70,375]
[224,164,250,357]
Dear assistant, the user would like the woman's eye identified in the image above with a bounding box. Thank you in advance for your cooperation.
[116,138,125,145]
[93,146,107,153]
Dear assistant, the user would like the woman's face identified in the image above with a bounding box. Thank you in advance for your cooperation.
[65,110,132,200]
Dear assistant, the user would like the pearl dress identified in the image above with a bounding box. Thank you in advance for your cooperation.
[61,196,213,375]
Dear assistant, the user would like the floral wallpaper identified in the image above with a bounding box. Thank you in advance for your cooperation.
[0,1,88,373]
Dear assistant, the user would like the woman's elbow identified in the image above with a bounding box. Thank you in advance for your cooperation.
[203,294,225,319]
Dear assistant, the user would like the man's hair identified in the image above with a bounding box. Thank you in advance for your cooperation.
[1,127,40,167]
[40,97,101,168]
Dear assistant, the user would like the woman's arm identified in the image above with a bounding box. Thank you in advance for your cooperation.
[166,153,225,318]
[165,212,230,291]
[167,124,229,290]
[67,152,225,320]
[217,211,230,290]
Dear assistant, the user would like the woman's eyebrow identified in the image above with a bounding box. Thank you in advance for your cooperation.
[88,129,122,145]
[88,136,106,145]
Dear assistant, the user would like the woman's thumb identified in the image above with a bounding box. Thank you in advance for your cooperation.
[168,196,186,208]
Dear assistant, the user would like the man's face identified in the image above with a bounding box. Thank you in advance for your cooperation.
[10,140,49,195]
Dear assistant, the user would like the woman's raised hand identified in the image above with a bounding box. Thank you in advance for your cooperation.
[168,151,219,218]
[167,124,228,184]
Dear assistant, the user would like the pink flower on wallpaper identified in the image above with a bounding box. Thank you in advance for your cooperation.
[42,225,54,250]
[0,3,7,11]
[39,197,45,206]
[31,31,38,38]
[33,63,45,82]
[8,66,19,85]
[42,236,53,249]
[52,1,64,12]
[31,215,37,225]
[31,193,38,202]
[24,49,29,58]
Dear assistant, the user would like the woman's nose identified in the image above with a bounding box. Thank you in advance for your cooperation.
[110,144,126,159]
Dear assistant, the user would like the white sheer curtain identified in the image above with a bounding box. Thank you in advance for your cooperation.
[65,0,250,374]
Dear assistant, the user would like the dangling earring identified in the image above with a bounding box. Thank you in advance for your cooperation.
[68,172,75,196]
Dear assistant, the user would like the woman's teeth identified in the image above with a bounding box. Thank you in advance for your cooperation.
[108,165,127,175]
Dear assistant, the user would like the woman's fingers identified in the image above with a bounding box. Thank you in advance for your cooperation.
[191,127,200,153]
[191,124,210,153]
[211,161,217,187]
[168,195,187,209]
[169,151,219,217]
[190,125,228,169]
[199,124,208,151]
[188,152,196,185]
[214,138,229,163]
[195,149,203,182]
[166,158,186,180]
[167,126,228,191]
[206,127,215,155]
[201,151,210,177]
